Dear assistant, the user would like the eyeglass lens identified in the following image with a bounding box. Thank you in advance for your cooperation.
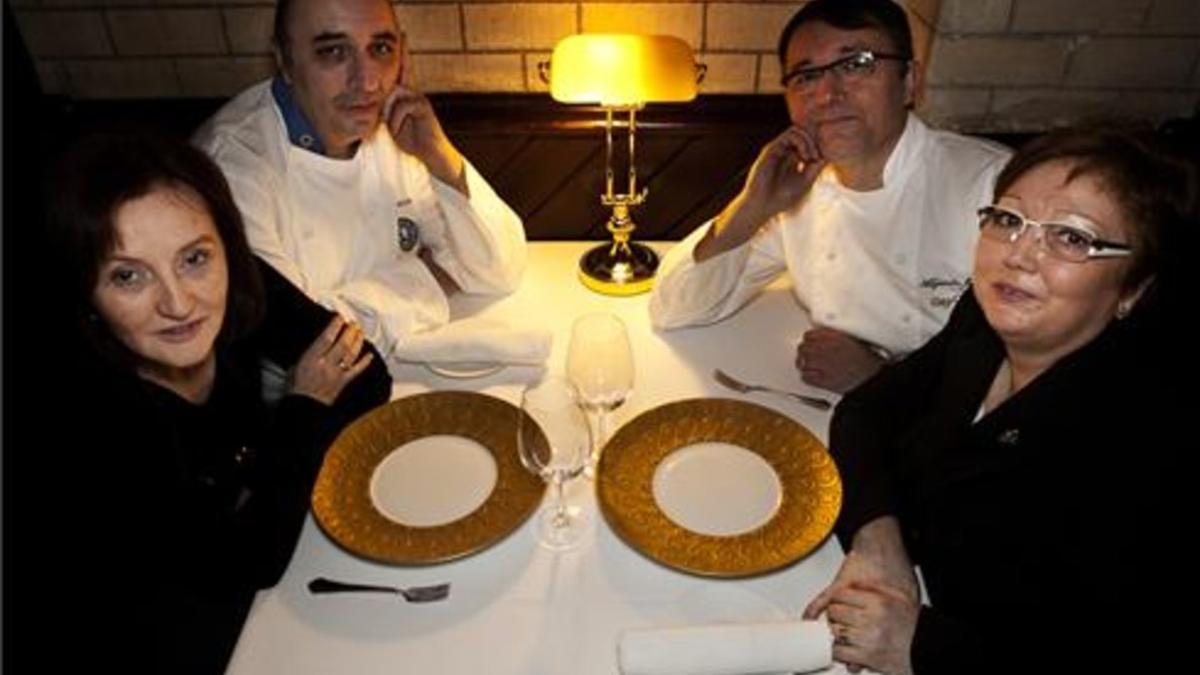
[782,50,910,89]
[783,51,877,89]
[978,206,1125,262]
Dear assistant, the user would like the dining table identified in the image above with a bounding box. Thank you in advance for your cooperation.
[225,241,851,675]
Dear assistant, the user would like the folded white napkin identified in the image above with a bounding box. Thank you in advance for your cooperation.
[392,318,553,366]
[618,619,832,675]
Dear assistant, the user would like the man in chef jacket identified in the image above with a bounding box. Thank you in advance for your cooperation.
[650,0,1010,393]
[196,0,526,362]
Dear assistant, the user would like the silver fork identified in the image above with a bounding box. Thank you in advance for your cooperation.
[308,577,451,603]
[712,369,833,411]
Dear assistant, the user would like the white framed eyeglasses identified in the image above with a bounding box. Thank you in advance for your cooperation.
[781,49,909,91]
[977,205,1132,262]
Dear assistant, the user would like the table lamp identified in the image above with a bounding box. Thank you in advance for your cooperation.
[540,35,702,295]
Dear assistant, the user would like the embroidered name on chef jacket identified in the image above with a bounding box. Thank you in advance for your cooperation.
[920,276,969,309]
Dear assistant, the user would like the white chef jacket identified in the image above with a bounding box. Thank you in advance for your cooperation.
[649,114,1011,357]
[194,80,526,357]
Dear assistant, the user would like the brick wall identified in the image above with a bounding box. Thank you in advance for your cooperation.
[11,1,824,98]
[11,0,1200,132]
[923,0,1200,131]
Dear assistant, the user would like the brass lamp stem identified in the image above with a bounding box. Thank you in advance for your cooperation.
[605,108,614,201]
[627,107,637,198]
[581,105,658,295]
[601,107,647,250]
[607,201,632,257]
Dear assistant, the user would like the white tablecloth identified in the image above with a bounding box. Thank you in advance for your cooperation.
[226,242,848,675]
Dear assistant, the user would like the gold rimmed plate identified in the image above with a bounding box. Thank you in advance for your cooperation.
[312,391,545,565]
[597,398,841,577]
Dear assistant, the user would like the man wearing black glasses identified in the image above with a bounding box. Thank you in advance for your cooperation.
[651,0,1010,393]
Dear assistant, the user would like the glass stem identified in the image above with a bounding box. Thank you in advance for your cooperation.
[593,411,608,465]
[551,475,569,528]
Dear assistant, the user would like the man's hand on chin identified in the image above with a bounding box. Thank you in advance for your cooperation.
[384,86,468,195]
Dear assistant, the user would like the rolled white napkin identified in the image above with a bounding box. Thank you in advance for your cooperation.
[392,318,553,366]
[618,619,832,675]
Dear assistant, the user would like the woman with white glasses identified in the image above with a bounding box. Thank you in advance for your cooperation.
[803,126,1195,675]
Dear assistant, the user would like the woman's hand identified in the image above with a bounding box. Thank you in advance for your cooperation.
[803,517,918,673]
[804,518,918,620]
[827,580,919,675]
[289,317,374,405]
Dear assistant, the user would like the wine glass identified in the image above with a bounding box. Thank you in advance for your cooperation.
[566,312,634,473]
[517,375,592,551]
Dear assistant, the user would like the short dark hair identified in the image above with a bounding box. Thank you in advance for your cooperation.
[994,124,1198,294]
[777,0,914,67]
[47,133,265,370]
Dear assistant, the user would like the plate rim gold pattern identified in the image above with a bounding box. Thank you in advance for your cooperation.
[312,391,545,565]
[596,398,842,578]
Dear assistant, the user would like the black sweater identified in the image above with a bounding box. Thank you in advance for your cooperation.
[830,287,1189,674]
[30,261,390,674]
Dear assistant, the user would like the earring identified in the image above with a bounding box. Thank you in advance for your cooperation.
[1115,300,1133,320]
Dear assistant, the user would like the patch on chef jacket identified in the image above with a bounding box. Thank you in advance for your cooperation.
[395,198,421,252]
[396,215,420,252]
[920,276,968,309]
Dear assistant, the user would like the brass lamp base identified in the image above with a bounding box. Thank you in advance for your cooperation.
[578,241,659,296]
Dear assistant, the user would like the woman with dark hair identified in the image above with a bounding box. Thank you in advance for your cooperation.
[802,125,1195,674]
[37,133,391,674]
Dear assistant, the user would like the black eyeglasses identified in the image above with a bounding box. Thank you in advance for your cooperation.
[977,205,1132,262]
[780,50,909,91]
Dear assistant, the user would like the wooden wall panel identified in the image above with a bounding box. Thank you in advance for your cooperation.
[640,135,768,239]
[457,135,528,178]
[485,136,602,238]
[441,94,791,241]
[530,134,695,241]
